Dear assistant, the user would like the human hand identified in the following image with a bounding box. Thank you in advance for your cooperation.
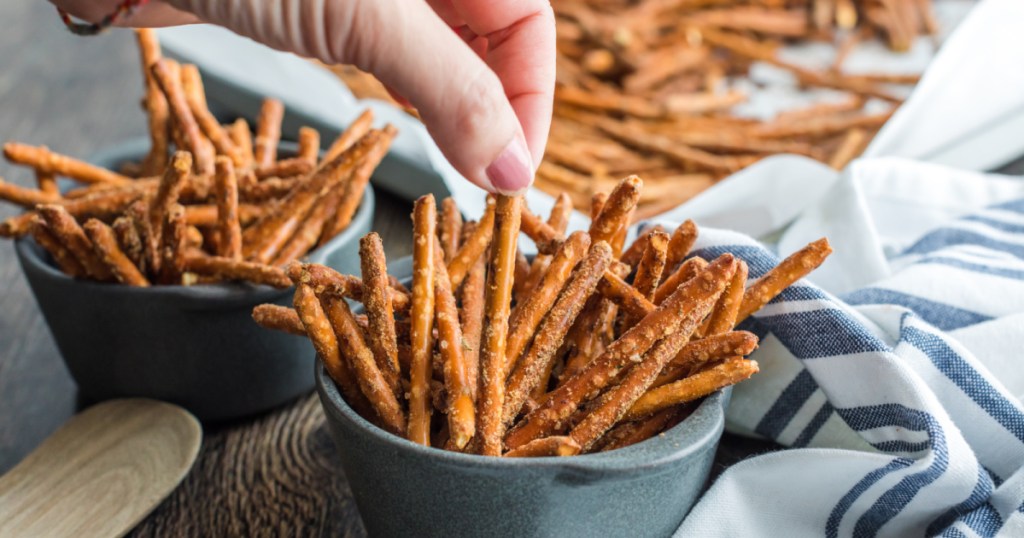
[52,0,555,195]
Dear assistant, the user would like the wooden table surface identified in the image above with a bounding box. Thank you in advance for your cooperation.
[4,3,1022,536]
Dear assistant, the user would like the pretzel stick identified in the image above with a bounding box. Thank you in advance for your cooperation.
[458,222,486,402]
[243,130,381,262]
[3,143,132,186]
[513,248,531,301]
[252,304,306,335]
[322,294,407,435]
[109,216,144,273]
[522,193,573,295]
[150,60,214,175]
[446,196,496,288]
[211,157,242,260]
[183,255,290,287]
[588,176,641,248]
[29,217,86,278]
[145,151,190,274]
[701,260,748,337]
[0,186,145,239]
[228,119,254,170]
[320,125,396,244]
[505,253,736,450]
[293,283,376,420]
[665,219,698,271]
[83,219,150,287]
[297,127,321,166]
[631,228,669,302]
[134,29,170,175]
[504,240,611,426]
[506,231,591,371]
[828,128,868,170]
[653,256,708,304]
[33,170,59,197]
[737,238,832,323]
[407,194,437,445]
[654,331,759,388]
[253,98,284,169]
[37,205,112,281]
[0,179,61,207]
[598,408,684,453]
[517,208,563,257]
[438,197,463,264]
[625,357,759,421]
[324,109,374,164]
[620,224,665,267]
[270,186,344,266]
[254,159,313,180]
[182,69,238,164]
[158,204,187,284]
[295,263,412,314]
[476,195,522,456]
[597,271,656,320]
[568,266,730,452]
[503,436,581,458]
[430,238,476,449]
[359,232,402,398]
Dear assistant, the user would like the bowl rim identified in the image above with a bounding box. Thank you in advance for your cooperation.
[315,253,730,478]
[14,137,375,308]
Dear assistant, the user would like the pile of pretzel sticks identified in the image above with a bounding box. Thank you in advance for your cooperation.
[254,176,832,457]
[0,30,390,288]
[542,0,941,217]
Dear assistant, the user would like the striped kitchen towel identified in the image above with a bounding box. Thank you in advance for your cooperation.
[674,197,1024,537]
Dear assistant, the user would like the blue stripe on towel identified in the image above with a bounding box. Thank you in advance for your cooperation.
[927,465,996,535]
[792,402,833,448]
[916,255,1024,281]
[826,459,912,538]
[904,229,1024,260]
[844,288,992,331]
[755,370,819,439]
[757,310,890,359]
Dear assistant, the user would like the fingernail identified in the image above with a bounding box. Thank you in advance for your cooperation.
[485,136,533,195]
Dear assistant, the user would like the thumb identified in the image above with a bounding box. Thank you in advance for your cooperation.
[167,0,534,195]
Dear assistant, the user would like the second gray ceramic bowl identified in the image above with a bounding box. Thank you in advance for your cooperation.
[15,138,374,421]
[315,255,730,538]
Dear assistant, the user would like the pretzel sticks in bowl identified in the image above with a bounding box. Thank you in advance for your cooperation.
[0,29,389,289]
[255,176,833,457]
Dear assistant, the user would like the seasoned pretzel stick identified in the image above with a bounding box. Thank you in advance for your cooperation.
[253,98,284,169]
[620,224,666,267]
[83,219,150,287]
[597,408,682,452]
[147,151,191,272]
[700,260,748,338]
[295,263,412,314]
[654,331,759,388]
[665,219,698,271]
[159,204,187,284]
[597,271,656,320]
[183,255,291,287]
[0,187,144,238]
[624,358,759,421]
[408,194,437,446]
[323,109,374,164]
[476,195,522,456]
[270,186,344,266]
[3,143,132,186]
[504,241,612,426]
[828,128,868,170]
[359,233,401,398]
[182,69,238,164]
[297,126,321,166]
[632,228,669,301]
[438,197,463,264]
[506,232,591,371]
[513,248,531,301]
[522,193,573,295]
[653,256,708,304]
[446,196,496,288]
[458,222,486,401]
[569,268,729,452]
[503,436,581,458]
[0,178,61,207]
[519,206,563,255]
[29,217,86,278]
[320,125,397,244]
[433,237,476,449]
[293,283,376,420]
[134,29,170,175]
[213,157,242,260]
[323,295,407,435]
[254,158,313,180]
[505,253,736,450]
[252,304,306,336]
[737,238,832,323]
[589,176,642,248]
[150,60,215,174]
[228,119,254,170]
[111,216,144,273]
[35,170,59,197]
[37,205,112,281]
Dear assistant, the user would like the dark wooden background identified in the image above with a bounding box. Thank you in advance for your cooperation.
[3,2,1021,536]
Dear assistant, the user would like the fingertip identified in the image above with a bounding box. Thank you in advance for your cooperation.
[484,135,534,195]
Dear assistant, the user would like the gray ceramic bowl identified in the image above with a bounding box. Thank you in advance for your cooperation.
[315,255,731,538]
[15,138,374,421]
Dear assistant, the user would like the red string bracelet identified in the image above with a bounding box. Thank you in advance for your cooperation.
[56,0,150,36]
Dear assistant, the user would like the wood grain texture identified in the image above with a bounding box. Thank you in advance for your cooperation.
[0,399,200,538]
[2,2,1023,536]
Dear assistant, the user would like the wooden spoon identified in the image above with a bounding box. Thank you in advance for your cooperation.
[0,399,201,537]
